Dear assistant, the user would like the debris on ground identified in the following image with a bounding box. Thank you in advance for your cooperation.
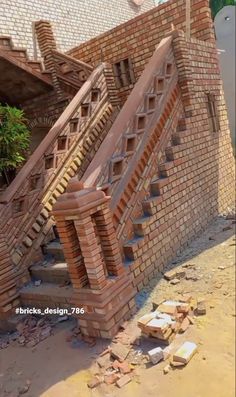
[85,342,140,390]
[196,299,207,315]
[164,269,186,282]
[87,376,102,389]
[148,346,164,365]
[137,299,194,344]
[0,316,55,349]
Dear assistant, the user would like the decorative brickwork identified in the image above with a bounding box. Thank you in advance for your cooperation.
[52,180,135,338]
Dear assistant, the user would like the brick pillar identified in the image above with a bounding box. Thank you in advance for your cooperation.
[55,219,88,289]
[34,20,61,96]
[34,20,57,70]
[52,178,136,338]
[93,206,125,276]
[74,217,107,290]
[172,30,195,117]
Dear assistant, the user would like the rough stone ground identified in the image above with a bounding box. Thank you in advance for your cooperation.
[0,216,235,397]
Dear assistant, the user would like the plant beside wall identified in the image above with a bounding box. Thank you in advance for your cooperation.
[0,104,30,187]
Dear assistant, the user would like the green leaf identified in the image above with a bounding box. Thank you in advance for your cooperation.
[0,103,31,172]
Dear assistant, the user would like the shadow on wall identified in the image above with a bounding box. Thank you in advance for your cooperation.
[214,5,236,153]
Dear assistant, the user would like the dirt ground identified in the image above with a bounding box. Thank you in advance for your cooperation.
[0,216,235,397]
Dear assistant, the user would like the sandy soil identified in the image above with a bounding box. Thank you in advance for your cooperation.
[0,216,235,397]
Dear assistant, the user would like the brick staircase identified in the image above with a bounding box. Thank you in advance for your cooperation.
[0,56,120,319]
[0,35,51,79]
[48,34,185,338]
[1,29,234,337]
[19,109,187,312]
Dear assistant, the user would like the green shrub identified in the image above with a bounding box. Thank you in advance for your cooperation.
[0,104,30,183]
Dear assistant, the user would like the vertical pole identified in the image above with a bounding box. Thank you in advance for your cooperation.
[186,0,191,39]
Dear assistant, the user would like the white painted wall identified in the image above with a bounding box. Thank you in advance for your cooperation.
[215,6,235,149]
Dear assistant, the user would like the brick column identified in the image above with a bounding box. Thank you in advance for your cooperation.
[34,20,57,70]
[172,30,195,117]
[35,20,62,96]
[52,178,136,338]
[94,205,125,276]
[74,217,107,290]
[55,219,88,289]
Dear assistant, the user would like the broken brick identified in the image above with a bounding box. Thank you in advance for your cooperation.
[179,317,190,333]
[111,343,129,362]
[170,278,180,285]
[87,376,101,389]
[116,374,132,388]
[104,373,120,385]
[164,269,177,280]
[118,360,131,374]
[197,299,206,315]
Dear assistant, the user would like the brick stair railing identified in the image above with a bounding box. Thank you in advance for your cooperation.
[49,34,189,338]
[79,34,187,292]
[0,62,120,318]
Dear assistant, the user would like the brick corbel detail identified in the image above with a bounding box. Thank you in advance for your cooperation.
[52,178,136,338]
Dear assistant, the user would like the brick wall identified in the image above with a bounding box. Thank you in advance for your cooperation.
[0,0,155,58]
[69,0,215,104]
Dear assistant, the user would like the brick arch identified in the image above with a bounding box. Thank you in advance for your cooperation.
[28,115,54,130]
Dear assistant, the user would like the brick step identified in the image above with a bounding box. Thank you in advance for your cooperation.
[7,48,28,62]
[133,216,152,237]
[142,195,163,216]
[30,261,69,284]
[158,161,175,177]
[165,143,186,161]
[123,237,144,261]
[177,117,187,132]
[27,61,43,72]
[150,176,169,196]
[20,283,73,310]
[44,240,65,261]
